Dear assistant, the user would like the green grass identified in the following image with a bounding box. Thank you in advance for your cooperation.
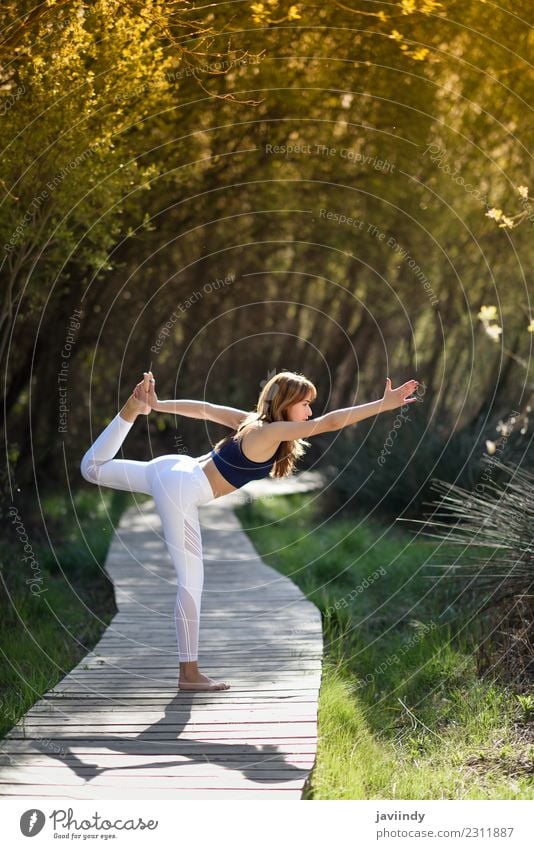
[235,493,534,800]
[0,488,147,739]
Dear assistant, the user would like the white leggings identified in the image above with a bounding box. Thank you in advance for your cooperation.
[80,414,215,662]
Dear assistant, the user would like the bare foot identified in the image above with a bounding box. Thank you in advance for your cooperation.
[178,671,230,691]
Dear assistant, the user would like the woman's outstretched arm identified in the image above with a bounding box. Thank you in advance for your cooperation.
[323,377,420,430]
[134,372,248,429]
[154,399,248,429]
[264,378,421,441]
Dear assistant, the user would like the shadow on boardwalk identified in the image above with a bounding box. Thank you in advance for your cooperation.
[0,472,325,799]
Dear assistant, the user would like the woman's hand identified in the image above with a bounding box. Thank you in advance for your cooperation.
[132,371,158,412]
[381,377,419,411]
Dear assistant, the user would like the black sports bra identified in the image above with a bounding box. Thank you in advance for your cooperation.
[210,437,278,488]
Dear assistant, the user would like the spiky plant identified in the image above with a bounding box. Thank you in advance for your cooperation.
[399,456,534,610]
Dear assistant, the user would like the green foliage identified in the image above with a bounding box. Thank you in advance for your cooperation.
[411,457,534,608]
[0,487,132,739]
[1,0,532,503]
[0,2,177,358]
[237,491,533,798]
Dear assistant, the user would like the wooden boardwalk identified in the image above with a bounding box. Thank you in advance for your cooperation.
[0,472,324,799]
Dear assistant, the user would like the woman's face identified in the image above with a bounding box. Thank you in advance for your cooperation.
[286,392,314,422]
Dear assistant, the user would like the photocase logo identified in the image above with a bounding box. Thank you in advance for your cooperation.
[20,809,46,837]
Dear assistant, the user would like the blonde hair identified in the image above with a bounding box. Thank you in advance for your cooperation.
[212,370,317,478]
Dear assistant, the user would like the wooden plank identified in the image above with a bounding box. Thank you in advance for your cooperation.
[9,726,318,739]
[0,778,308,793]
[23,710,318,721]
[56,659,321,668]
[0,736,316,760]
[0,475,324,799]
[46,677,322,687]
[44,684,321,695]
[22,708,319,721]
[0,787,304,800]
[27,695,317,705]
[0,754,315,766]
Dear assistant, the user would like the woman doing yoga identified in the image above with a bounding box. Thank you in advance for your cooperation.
[80,370,419,691]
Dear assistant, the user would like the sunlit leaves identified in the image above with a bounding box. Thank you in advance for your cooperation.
[250,0,303,26]
[485,184,532,229]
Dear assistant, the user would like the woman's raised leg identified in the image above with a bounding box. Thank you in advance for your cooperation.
[80,411,152,494]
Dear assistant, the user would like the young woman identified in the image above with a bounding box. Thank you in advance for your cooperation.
[81,370,419,692]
